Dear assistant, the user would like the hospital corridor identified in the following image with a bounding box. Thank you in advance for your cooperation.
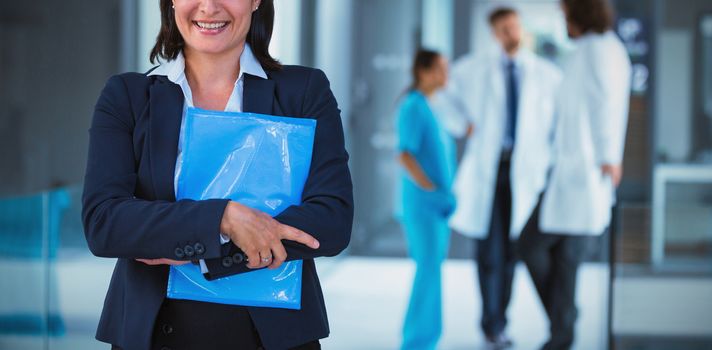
[0,0,711,349]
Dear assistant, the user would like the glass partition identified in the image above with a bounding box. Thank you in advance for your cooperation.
[0,186,114,350]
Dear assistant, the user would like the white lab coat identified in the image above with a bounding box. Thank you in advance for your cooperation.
[539,31,632,236]
[434,49,562,239]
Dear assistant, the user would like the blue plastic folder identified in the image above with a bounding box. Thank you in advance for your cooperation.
[166,107,316,310]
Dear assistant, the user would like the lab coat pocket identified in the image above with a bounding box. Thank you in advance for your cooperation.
[557,155,591,188]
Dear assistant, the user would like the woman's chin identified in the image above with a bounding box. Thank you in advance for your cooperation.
[187,44,238,56]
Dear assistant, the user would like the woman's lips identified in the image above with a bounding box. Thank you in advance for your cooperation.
[193,21,229,35]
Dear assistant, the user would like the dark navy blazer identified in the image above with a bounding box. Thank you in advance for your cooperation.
[81,65,353,350]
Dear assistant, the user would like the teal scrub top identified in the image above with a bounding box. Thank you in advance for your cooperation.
[396,91,456,207]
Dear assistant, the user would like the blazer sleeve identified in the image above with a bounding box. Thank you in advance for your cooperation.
[81,75,229,261]
[203,69,354,280]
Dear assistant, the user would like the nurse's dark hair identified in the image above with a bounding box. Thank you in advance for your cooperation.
[409,48,441,91]
[149,0,281,71]
[561,0,614,34]
[396,48,440,103]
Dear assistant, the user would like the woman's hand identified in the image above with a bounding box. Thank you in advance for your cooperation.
[426,189,457,218]
[398,152,436,191]
[136,258,190,266]
[418,179,436,191]
[220,201,320,270]
[465,123,475,138]
[601,163,623,187]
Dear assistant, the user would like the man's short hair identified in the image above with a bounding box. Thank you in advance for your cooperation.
[488,7,518,26]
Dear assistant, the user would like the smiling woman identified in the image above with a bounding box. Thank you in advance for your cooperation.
[150,0,280,70]
[82,0,353,349]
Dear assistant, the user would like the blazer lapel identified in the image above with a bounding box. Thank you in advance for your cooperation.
[243,73,277,115]
[149,77,184,201]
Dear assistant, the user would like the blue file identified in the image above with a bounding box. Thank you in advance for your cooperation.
[166,107,316,310]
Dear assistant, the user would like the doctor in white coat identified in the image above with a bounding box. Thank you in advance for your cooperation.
[518,0,632,349]
[435,7,561,347]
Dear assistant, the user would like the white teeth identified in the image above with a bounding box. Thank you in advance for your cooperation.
[196,22,227,29]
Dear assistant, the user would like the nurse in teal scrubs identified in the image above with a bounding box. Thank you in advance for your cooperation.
[396,49,456,350]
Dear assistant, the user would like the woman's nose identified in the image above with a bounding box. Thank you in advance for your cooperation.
[198,0,220,15]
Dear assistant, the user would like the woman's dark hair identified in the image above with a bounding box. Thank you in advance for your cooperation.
[396,48,441,103]
[562,0,614,34]
[409,49,441,91]
[149,0,281,71]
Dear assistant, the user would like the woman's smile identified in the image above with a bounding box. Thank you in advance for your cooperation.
[192,20,230,35]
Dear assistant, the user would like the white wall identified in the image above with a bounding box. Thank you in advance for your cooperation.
[422,0,454,58]
[271,0,302,65]
[314,0,354,139]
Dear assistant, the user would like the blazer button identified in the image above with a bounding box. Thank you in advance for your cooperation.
[162,323,173,335]
[222,256,234,268]
[194,242,205,255]
[183,245,195,257]
[174,247,185,259]
[232,253,244,264]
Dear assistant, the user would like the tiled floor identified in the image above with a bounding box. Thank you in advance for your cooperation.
[0,256,609,349]
[319,257,609,350]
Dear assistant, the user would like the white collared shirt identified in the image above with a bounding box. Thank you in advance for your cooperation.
[148,44,267,271]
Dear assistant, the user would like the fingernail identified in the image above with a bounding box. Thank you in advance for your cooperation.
[313,240,320,248]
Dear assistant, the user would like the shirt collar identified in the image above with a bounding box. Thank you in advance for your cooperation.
[148,48,187,83]
[498,46,536,71]
[239,43,268,80]
[499,48,521,68]
[148,43,268,84]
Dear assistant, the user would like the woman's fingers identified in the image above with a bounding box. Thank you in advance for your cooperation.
[279,225,320,249]
[268,243,288,269]
[259,251,273,268]
[245,249,262,269]
[136,259,157,265]
[601,164,623,187]
[223,203,319,269]
[135,258,189,266]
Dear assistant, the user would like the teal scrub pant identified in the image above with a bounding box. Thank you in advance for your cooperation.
[400,199,450,350]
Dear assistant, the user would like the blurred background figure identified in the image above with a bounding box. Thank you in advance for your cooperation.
[519,0,631,349]
[395,49,456,350]
[436,6,562,349]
